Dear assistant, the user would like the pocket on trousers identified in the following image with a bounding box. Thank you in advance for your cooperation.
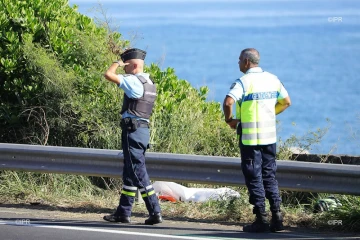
[241,159,255,178]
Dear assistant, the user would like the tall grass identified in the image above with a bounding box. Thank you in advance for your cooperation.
[311,194,360,232]
[0,171,117,208]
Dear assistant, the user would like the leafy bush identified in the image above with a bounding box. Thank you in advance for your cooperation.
[0,0,237,155]
[0,0,127,148]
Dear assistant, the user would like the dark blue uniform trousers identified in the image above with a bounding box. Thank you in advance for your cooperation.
[239,139,281,214]
[115,126,161,217]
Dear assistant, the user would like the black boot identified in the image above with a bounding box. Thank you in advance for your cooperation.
[103,214,131,223]
[243,212,270,233]
[270,211,284,232]
[145,213,163,225]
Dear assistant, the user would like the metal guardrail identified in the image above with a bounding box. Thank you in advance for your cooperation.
[0,143,359,195]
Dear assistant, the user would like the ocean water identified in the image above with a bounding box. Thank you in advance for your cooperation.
[69,0,360,155]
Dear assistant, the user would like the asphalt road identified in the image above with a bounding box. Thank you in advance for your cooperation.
[0,205,359,240]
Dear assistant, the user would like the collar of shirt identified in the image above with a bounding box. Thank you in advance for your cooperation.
[135,72,150,78]
[245,67,263,74]
[135,72,153,84]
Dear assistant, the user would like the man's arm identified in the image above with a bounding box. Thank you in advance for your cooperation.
[275,96,291,115]
[223,96,234,120]
[104,61,127,85]
[223,96,239,129]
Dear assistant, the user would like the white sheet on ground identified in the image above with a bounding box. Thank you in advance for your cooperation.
[152,181,240,202]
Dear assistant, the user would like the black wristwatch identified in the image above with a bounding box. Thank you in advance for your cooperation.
[225,118,233,123]
[113,61,121,66]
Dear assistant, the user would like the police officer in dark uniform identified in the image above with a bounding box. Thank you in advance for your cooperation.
[223,48,291,232]
[103,48,162,225]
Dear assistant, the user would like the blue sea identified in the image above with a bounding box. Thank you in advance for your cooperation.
[69,0,360,155]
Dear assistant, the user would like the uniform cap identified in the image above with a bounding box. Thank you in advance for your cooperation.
[120,48,146,62]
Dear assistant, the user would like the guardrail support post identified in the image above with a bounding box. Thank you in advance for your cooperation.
[135,189,144,204]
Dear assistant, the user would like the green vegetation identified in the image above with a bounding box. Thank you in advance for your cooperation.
[0,0,237,153]
[277,119,331,160]
[348,113,360,149]
[1,0,126,148]
[311,194,360,232]
[0,0,358,232]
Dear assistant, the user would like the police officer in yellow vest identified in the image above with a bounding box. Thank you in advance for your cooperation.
[223,48,291,233]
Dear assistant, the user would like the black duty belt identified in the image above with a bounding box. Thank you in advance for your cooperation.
[120,118,149,131]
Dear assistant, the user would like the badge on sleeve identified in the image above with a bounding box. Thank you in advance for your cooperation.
[230,83,236,89]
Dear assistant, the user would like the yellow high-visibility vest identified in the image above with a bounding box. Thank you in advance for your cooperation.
[236,71,282,145]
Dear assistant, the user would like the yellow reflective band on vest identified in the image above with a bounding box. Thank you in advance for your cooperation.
[241,121,276,129]
[141,190,155,198]
[121,190,136,197]
[236,71,281,146]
